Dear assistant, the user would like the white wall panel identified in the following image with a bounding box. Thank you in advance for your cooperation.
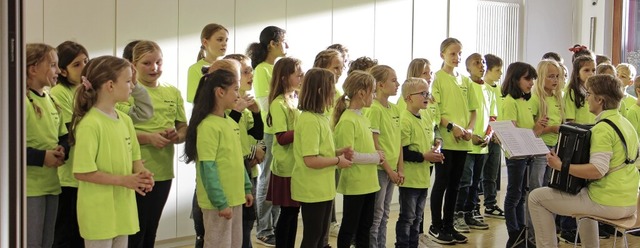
[412,0,449,73]
[24,0,43,43]
[116,0,180,241]
[285,0,332,70]
[43,0,115,57]
[449,0,478,74]
[524,0,574,67]
[332,0,375,64]
[176,0,236,238]
[234,0,286,58]
[374,0,413,103]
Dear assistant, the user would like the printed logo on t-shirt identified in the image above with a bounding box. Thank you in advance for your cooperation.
[125,136,132,152]
[234,127,240,137]
[460,86,469,100]
[392,116,400,127]
[163,99,177,116]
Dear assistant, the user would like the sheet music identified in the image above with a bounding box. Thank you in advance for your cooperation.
[489,121,550,159]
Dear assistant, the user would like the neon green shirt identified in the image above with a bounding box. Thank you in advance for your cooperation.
[26,91,65,196]
[226,108,260,178]
[364,100,401,170]
[588,110,640,207]
[50,84,79,187]
[400,109,433,189]
[334,110,380,195]
[196,114,247,209]
[432,70,478,151]
[118,82,186,181]
[291,112,336,203]
[564,88,596,124]
[488,83,504,118]
[72,109,141,240]
[187,59,210,103]
[620,94,638,118]
[501,95,535,129]
[269,95,300,177]
[626,103,640,139]
[529,94,563,146]
[470,83,497,154]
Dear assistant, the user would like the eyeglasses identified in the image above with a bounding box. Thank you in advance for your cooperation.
[410,91,431,98]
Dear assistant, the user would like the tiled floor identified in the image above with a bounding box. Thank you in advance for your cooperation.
[170,167,640,247]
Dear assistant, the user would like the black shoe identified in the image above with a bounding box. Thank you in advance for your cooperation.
[427,225,455,244]
[558,230,580,244]
[195,235,204,248]
[598,228,611,239]
[445,226,469,244]
[465,212,489,230]
[601,224,624,237]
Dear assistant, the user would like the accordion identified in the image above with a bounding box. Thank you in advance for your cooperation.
[548,123,593,194]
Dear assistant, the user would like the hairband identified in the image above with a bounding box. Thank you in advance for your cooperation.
[81,76,93,90]
[569,45,588,53]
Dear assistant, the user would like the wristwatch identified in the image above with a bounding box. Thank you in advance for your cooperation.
[447,122,454,132]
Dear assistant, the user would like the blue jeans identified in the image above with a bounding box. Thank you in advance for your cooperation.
[370,170,395,248]
[395,187,428,248]
[505,158,531,232]
[456,153,486,212]
[256,133,280,238]
[482,141,501,207]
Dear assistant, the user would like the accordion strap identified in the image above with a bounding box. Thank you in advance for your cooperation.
[598,119,639,166]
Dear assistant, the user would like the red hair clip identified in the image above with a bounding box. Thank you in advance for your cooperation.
[568,45,588,53]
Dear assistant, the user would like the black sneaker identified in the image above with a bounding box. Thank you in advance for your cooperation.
[256,235,276,247]
[445,227,469,244]
[484,205,505,219]
[465,212,489,230]
[428,225,455,245]
[558,230,580,244]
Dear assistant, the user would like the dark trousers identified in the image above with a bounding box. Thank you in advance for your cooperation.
[301,200,333,248]
[338,193,376,248]
[430,150,466,229]
[192,190,205,248]
[53,186,84,248]
[243,177,257,248]
[419,166,433,234]
[504,158,529,233]
[128,180,172,248]
[276,206,300,248]
[456,153,486,212]
[396,188,428,248]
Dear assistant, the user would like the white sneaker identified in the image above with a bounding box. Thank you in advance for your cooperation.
[419,233,443,248]
[330,222,341,237]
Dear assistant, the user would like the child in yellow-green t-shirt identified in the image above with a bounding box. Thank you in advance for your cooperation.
[25,43,68,248]
[119,41,188,247]
[397,78,444,247]
[366,64,403,247]
[184,68,253,248]
[333,71,382,248]
[291,68,353,248]
[70,56,154,246]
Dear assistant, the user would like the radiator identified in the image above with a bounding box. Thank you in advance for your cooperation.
[476,1,520,70]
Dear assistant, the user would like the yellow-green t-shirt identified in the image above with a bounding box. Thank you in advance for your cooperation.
[196,114,246,209]
[588,110,640,207]
[432,70,479,151]
[72,109,141,240]
[26,91,66,196]
[500,95,535,129]
[488,83,504,118]
[118,82,186,181]
[400,109,434,189]
[564,88,596,125]
[254,62,275,120]
[364,100,401,171]
[187,59,210,103]
[291,112,336,203]
[50,84,79,187]
[470,82,497,154]
[626,103,640,139]
[334,110,380,195]
[225,108,260,178]
[620,94,638,118]
[529,93,563,146]
[269,95,300,177]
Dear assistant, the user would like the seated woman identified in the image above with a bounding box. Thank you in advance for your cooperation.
[528,74,640,248]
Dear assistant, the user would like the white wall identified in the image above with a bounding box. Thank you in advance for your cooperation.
[23,0,603,243]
